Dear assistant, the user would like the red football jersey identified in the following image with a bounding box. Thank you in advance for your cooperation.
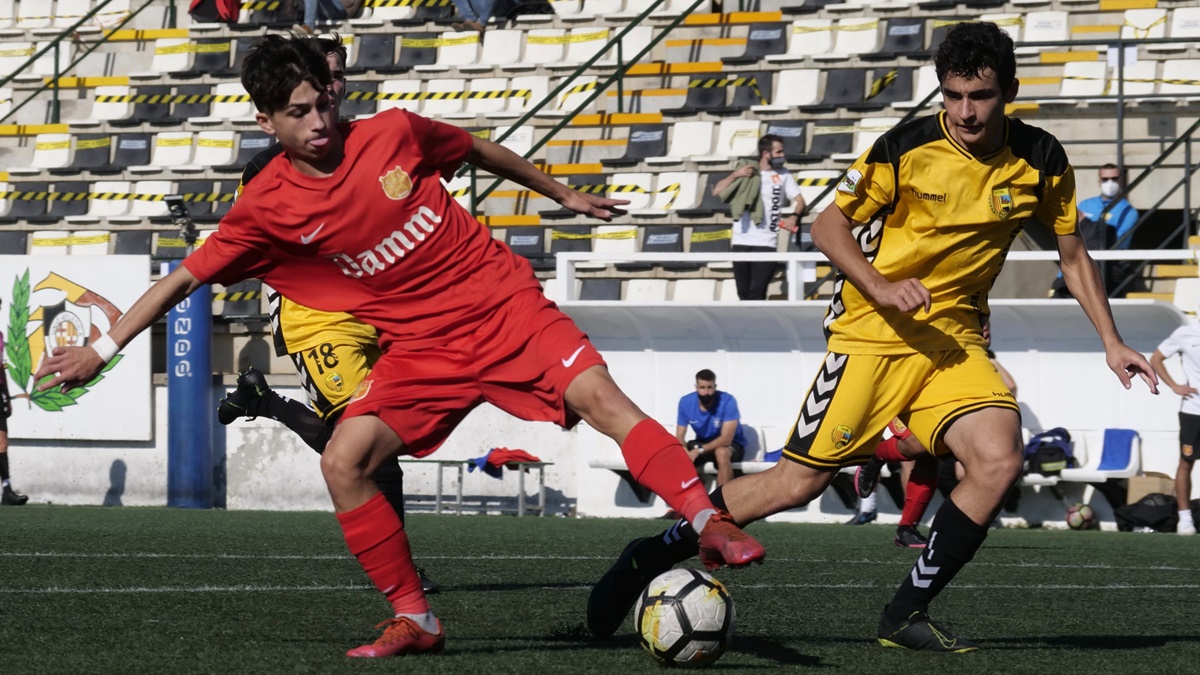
[183,109,542,350]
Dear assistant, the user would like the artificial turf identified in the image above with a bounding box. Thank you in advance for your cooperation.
[1,506,1197,674]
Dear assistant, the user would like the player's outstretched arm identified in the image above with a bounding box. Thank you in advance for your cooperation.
[465,136,628,221]
[35,266,205,393]
[811,203,930,313]
[1056,229,1159,393]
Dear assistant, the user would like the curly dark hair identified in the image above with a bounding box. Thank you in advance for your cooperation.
[241,34,331,114]
[934,22,1016,91]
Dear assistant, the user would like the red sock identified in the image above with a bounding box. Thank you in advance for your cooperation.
[900,458,938,527]
[621,418,713,523]
[874,436,906,463]
[337,492,428,616]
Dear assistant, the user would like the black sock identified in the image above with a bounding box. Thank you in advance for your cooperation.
[371,458,406,525]
[886,497,989,620]
[0,452,8,481]
[632,486,732,570]
[258,392,331,453]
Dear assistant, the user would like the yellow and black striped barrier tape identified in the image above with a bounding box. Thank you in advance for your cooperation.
[95,93,250,103]
[240,1,281,10]
[213,290,262,301]
[346,88,530,101]
[365,0,452,6]
[690,76,767,105]
[0,190,236,203]
[866,69,897,100]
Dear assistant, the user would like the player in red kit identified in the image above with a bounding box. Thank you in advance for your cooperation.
[35,35,765,658]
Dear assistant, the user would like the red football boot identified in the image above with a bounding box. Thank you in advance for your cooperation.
[697,510,766,571]
[346,617,445,658]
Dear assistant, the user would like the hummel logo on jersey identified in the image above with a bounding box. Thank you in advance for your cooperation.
[300,222,326,244]
[328,206,442,278]
[561,345,586,368]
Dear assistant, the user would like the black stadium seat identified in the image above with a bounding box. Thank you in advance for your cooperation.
[678,174,731,218]
[808,119,854,159]
[170,84,212,123]
[349,34,398,74]
[579,279,621,301]
[602,124,667,168]
[112,133,152,169]
[849,67,913,110]
[722,22,789,65]
[397,34,438,71]
[109,85,170,127]
[801,68,866,113]
[662,77,728,117]
[48,181,90,219]
[54,133,114,175]
[0,231,28,255]
[0,182,55,224]
[114,230,152,255]
[865,18,927,61]
[215,131,275,174]
[172,38,232,79]
[730,71,774,111]
[506,227,553,271]
[340,80,379,119]
[764,120,818,163]
[177,180,216,218]
[549,225,593,256]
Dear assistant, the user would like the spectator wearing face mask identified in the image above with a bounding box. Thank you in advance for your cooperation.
[712,134,807,301]
[1078,163,1138,250]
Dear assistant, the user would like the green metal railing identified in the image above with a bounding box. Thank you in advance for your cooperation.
[0,0,161,125]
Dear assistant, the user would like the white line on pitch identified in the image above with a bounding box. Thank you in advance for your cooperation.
[3,552,1198,573]
[0,584,372,595]
[549,583,1200,591]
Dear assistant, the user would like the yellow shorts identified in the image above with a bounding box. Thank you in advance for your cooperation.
[783,347,1018,469]
[289,338,381,421]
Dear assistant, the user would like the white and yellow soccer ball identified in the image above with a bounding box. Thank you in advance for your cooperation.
[634,568,735,667]
[1066,503,1096,530]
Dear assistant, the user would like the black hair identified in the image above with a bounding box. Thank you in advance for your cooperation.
[934,22,1017,91]
[696,369,716,382]
[1100,163,1119,171]
[241,34,332,114]
[317,32,348,71]
[757,134,784,156]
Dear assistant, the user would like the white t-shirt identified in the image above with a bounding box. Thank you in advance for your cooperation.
[1157,321,1200,415]
[732,169,801,249]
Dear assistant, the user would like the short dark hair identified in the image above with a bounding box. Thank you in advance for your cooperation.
[757,134,783,156]
[934,22,1016,92]
[696,369,716,382]
[241,34,331,114]
[1100,163,1119,172]
[317,32,348,70]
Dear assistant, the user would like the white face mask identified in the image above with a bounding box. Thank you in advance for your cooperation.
[1100,179,1120,198]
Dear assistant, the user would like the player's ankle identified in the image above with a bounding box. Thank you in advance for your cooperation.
[397,611,440,634]
[691,508,716,533]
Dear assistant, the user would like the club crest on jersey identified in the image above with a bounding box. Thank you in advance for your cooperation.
[832,425,854,450]
[838,169,862,196]
[350,379,373,402]
[990,187,1013,219]
[380,165,413,200]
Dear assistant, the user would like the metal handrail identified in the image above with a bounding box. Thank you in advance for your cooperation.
[0,0,160,124]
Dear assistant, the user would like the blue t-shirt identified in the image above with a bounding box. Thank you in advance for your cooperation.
[677,391,746,446]
[1078,195,1138,250]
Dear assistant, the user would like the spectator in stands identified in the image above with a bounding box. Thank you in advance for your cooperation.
[677,369,746,487]
[1052,164,1139,298]
[298,0,348,33]
[189,0,239,24]
[712,134,806,301]
[0,300,28,506]
[1150,321,1200,535]
[451,0,495,32]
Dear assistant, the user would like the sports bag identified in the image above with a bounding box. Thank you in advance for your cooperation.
[1023,427,1076,476]
[1115,493,1178,533]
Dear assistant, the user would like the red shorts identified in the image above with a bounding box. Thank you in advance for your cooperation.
[342,288,606,457]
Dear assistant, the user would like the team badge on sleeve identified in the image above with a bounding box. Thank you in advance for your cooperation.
[380,166,413,200]
[837,169,863,196]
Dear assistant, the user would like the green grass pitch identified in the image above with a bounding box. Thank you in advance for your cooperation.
[2,506,1198,674]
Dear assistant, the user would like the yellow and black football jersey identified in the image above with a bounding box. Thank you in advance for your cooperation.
[827,111,1077,355]
[238,144,378,358]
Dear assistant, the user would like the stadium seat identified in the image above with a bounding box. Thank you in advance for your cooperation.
[168,84,212,126]
[486,75,548,119]
[350,1,414,24]
[133,38,191,78]
[193,82,254,125]
[893,65,939,109]
[678,174,730,218]
[688,224,733,269]
[579,278,621,300]
[397,33,440,71]
[107,85,170,127]
[1115,60,1158,100]
[341,80,379,119]
[1121,8,1168,42]
[608,172,654,210]
[184,132,236,171]
[767,20,832,62]
[1016,12,1067,57]
[1147,8,1200,54]
[219,280,266,321]
[460,29,523,73]
[506,227,553,270]
[0,181,54,224]
[869,17,926,60]
[795,170,841,214]
[113,230,152,255]
[602,123,667,167]
[70,230,112,255]
[421,79,466,117]
[54,133,113,174]
[831,117,900,161]
[47,180,90,220]
[523,29,569,69]
[672,279,717,302]
[803,68,867,112]
[1039,61,1108,106]
[548,27,612,70]
[807,120,854,159]
[0,0,14,30]
[65,179,132,223]
[377,79,422,114]
[0,42,34,82]
[1059,429,1141,482]
[1160,60,1200,102]
[596,25,652,68]
[850,66,914,110]
[31,231,71,256]
[753,68,820,111]
[539,75,599,118]
[112,180,171,224]
[456,77,511,117]
[550,225,594,270]
[980,14,1022,46]
[763,119,813,162]
[216,130,274,173]
[717,277,738,302]
[662,75,729,117]
[813,17,880,61]
[226,37,259,77]
[695,120,760,163]
[177,180,216,218]
[626,279,668,301]
[0,231,27,255]
[638,224,684,257]
[132,131,193,173]
[153,232,189,260]
[172,38,233,78]
[579,0,624,19]
[348,33,398,74]
[414,31,481,73]
[73,85,133,126]
[11,133,73,175]
[495,124,534,157]
[729,71,773,111]
[723,22,789,65]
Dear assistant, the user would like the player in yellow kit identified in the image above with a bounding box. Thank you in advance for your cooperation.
[587,21,1158,651]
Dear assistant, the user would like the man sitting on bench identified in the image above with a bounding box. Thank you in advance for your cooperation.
[677,369,747,488]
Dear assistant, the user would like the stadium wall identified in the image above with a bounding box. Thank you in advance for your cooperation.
[4,300,1189,528]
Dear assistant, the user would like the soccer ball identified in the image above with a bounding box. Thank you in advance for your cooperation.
[634,568,735,667]
[1066,503,1096,530]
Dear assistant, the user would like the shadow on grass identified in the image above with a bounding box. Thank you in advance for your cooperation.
[988,634,1200,650]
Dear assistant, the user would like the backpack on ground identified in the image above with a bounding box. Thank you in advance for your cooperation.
[1115,493,1178,533]
[1023,427,1076,476]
